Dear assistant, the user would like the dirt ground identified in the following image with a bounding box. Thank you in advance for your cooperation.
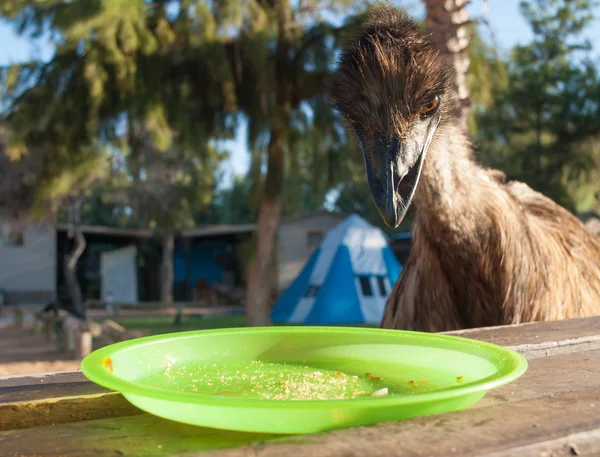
[0,326,81,376]
[0,360,81,377]
[0,307,246,377]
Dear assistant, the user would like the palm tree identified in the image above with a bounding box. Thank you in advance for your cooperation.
[423,0,473,131]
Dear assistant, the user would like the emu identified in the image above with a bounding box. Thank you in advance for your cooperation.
[331,4,600,332]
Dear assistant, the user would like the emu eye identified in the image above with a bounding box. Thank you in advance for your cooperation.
[420,96,441,117]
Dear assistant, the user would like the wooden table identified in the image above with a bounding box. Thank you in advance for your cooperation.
[3,316,600,457]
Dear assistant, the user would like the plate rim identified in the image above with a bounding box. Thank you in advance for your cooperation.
[80,326,528,409]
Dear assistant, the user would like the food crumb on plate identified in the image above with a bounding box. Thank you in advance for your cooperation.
[102,357,114,373]
[365,372,383,381]
[371,387,388,397]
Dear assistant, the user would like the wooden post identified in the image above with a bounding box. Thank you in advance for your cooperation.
[63,316,92,359]
[66,324,76,352]
[13,307,24,329]
[160,229,175,309]
[50,317,60,342]
[76,329,92,360]
[185,237,192,301]
[34,317,43,334]
[46,317,58,342]
[59,317,76,353]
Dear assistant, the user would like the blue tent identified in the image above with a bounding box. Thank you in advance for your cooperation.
[271,214,402,325]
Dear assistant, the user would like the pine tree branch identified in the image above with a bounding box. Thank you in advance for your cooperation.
[291,22,357,68]
[292,69,330,105]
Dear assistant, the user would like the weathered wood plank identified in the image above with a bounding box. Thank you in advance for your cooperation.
[478,347,600,407]
[0,413,276,457]
[3,319,600,432]
[0,371,88,389]
[0,392,142,431]
[2,348,600,455]
[444,316,600,347]
[0,376,107,403]
[478,429,600,457]
[2,381,599,457]
[509,335,600,360]
[199,387,600,457]
[0,371,142,431]
[3,316,600,454]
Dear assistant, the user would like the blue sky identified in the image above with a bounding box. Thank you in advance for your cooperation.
[0,0,595,187]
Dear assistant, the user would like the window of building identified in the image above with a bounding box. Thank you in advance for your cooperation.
[304,285,319,298]
[358,276,373,297]
[307,230,324,249]
[377,277,387,296]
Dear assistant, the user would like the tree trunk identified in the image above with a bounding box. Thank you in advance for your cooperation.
[161,228,175,308]
[245,0,290,327]
[64,229,86,319]
[245,123,286,326]
[245,198,283,326]
[423,0,472,131]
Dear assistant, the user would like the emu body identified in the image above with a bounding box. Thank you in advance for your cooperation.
[384,122,600,331]
[332,4,600,331]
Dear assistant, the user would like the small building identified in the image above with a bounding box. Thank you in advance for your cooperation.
[175,224,256,303]
[55,224,158,303]
[0,213,56,304]
[174,211,346,302]
[0,210,348,306]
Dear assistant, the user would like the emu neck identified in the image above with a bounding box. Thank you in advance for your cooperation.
[413,121,485,243]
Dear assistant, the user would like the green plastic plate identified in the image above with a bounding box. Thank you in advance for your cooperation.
[81,326,527,434]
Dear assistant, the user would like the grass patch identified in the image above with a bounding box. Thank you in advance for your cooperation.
[115,314,377,336]
[116,314,247,334]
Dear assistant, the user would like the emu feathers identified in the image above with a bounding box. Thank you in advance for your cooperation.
[331,3,600,331]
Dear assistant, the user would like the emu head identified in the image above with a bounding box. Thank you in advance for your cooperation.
[331,5,454,228]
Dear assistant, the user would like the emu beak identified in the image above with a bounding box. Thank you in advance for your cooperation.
[363,121,439,228]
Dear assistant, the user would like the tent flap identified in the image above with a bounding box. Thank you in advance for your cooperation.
[271,214,403,326]
[270,248,320,323]
[306,245,361,324]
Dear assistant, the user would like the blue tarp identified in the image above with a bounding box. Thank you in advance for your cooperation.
[173,241,231,286]
[270,214,402,325]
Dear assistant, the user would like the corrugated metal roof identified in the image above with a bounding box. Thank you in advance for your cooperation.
[55,224,153,238]
[53,211,348,240]
[180,224,257,238]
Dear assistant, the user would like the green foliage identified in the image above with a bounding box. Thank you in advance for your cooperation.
[3,0,598,232]
[0,0,237,223]
[472,0,600,211]
[282,98,360,217]
[0,0,370,228]
[211,176,255,225]
[466,26,509,136]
